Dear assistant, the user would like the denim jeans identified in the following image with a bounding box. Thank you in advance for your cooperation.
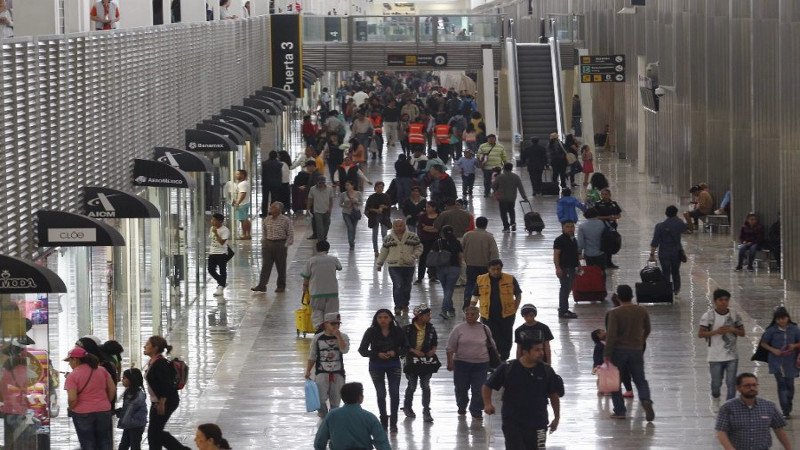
[395,177,412,205]
[738,243,761,268]
[342,213,358,247]
[463,265,488,311]
[437,265,461,313]
[370,365,402,418]
[610,348,651,415]
[404,372,432,410]
[709,359,738,400]
[72,410,113,450]
[453,360,488,416]
[558,267,576,313]
[775,374,796,415]
[119,426,145,450]
[388,266,415,308]
[482,169,494,195]
[372,223,389,254]
[313,212,331,241]
[659,254,682,293]
[461,173,475,195]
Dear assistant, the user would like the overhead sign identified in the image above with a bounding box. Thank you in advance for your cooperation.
[154,147,214,172]
[580,54,626,83]
[132,159,195,189]
[185,129,237,152]
[0,255,67,294]
[270,14,303,97]
[324,17,342,42]
[387,53,448,67]
[37,210,126,247]
[82,186,160,219]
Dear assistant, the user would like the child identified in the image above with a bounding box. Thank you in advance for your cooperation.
[305,312,350,418]
[591,329,634,398]
[117,368,148,450]
[514,304,553,363]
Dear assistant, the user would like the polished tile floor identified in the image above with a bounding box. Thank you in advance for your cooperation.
[87,142,800,448]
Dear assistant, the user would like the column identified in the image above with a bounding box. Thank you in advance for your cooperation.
[64,0,92,33]
[12,0,59,36]
[480,44,497,137]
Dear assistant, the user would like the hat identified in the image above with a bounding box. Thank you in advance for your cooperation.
[63,347,88,361]
[413,304,431,316]
[323,312,340,323]
[520,304,537,316]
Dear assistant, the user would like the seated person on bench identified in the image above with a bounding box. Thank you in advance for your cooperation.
[714,190,731,218]
[683,183,713,234]
[735,213,764,271]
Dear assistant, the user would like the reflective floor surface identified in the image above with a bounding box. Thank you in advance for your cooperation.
[57,142,800,449]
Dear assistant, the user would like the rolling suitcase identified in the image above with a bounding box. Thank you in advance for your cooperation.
[295,289,316,338]
[520,200,544,234]
[640,263,664,284]
[572,265,606,302]
[635,281,674,304]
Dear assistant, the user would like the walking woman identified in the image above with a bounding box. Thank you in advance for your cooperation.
[446,306,495,420]
[144,336,180,450]
[759,307,800,419]
[358,309,408,433]
[365,181,392,257]
[64,347,116,449]
[415,200,440,284]
[402,304,438,423]
[433,225,463,319]
[581,144,594,187]
[340,180,363,251]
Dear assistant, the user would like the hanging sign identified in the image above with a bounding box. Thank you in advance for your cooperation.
[36,211,126,247]
[185,129,238,152]
[580,54,626,83]
[154,147,214,173]
[132,159,195,188]
[82,187,160,219]
[270,14,303,97]
[0,255,67,294]
[387,53,448,67]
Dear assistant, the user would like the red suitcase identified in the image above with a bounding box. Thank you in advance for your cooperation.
[572,265,606,302]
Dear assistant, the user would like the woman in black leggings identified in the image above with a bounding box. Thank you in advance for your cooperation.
[144,336,180,450]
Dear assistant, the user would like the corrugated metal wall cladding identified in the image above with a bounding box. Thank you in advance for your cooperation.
[1,17,270,259]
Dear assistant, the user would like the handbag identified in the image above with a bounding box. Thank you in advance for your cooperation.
[404,354,442,375]
[596,362,620,394]
[349,208,362,221]
[304,379,321,412]
[751,345,769,363]
[425,239,452,268]
[483,326,502,368]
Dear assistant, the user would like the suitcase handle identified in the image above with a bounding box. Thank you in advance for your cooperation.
[519,199,533,214]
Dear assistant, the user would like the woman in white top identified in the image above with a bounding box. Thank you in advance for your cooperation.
[219,0,238,20]
[0,0,13,39]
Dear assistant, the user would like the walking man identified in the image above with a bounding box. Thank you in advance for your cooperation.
[698,289,745,401]
[476,134,506,198]
[605,285,655,421]
[461,217,499,311]
[252,201,294,293]
[650,205,687,295]
[520,137,548,196]
[492,162,528,232]
[470,259,522,361]
[305,312,350,418]
[302,241,343,327]
[232,169,252,240]
[314,382,391,450]
[577,208,607,270]
[715,373,792,450]
[483,339,561,449]
[376,219,423,317]
[207,213,231,297]
[307,176,334,241]
[553,221,579,319]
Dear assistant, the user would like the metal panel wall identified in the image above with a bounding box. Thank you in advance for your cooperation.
[729,0,753,227]
[1,17,271,259]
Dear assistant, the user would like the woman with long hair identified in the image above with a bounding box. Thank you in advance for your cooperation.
[581,144,594,187]
[144,336,180,450]
[64,347,116,449]
[358,309,408,433]
[760,307,800,419]
[194,423,232,449]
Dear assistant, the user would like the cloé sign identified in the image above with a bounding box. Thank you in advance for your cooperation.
[271,14,303,97]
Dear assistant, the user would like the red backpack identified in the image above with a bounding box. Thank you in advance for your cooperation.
[171,357,189,390]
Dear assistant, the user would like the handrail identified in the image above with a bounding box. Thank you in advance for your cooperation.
[506,18,523,142]
[548,19,566,140]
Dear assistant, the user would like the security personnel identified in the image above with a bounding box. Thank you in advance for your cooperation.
[407,118,426,155]
[434,123,452,163]
[470,259,522,361]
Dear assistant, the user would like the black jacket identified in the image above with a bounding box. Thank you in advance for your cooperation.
[521,142,548,169]
[146,356,178,402]
[358,327,408,363]
[404,322,438,353]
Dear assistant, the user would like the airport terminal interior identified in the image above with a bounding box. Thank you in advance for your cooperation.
[1,0,800,448]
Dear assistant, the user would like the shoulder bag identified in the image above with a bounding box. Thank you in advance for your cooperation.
[425,239,452,269]
[404,354,442,375]
[483,325,502,368]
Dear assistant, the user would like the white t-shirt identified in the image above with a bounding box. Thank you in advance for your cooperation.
[209,225,230,255]
[236,180,251,206]
[699,309,743,362]
[352,91,369,107]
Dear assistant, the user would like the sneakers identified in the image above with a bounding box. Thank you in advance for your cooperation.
[502,227,510,233]
[423,408,434,422]
[447,310,456,318]
[610,413,627,419]
[402,406,416,418]
[250,286,266,292]
[558,311,578,319]
[510,223,517,232]
[439,311,449,320]
[641,399,655,422]
[735,266,743,271]
[213,286,224,296]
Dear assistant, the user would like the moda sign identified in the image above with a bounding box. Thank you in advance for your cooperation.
[0,270,36,290]
[0,255,66,294]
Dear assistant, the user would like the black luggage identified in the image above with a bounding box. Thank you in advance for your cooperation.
[640,264,664,284]
[600,223,622,255]
[291,184,307,214]
[635,280,673,304]
[541,182,560,196]
[520,200,544,234]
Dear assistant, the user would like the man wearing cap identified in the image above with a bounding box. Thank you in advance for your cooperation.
[402,304,438,422]
[515,304,554,362]
[470,259,522,361]
[305,312,350,418]
[302,240,343,328]
[476,134,507,197]
[461,216,499,311]
[252,201,294,293]
[307,176,335,241]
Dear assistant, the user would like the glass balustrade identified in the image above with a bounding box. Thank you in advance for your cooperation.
[302,15,503,44]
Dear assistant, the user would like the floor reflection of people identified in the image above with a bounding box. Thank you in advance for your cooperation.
[0,354,35,449]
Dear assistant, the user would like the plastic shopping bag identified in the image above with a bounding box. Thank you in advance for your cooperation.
[305,379,321,412]
[596,362,620,394]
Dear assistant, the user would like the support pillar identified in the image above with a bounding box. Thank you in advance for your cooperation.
[12,0,59,36]
[480,44,497,137]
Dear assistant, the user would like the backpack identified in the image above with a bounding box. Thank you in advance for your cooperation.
[503,360,565,398]
[171,357,189,390]
[601,223,622,255]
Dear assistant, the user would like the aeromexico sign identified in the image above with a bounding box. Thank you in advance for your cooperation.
[132,159,195,188]
[270,14,303,97]
[82,187,160,219]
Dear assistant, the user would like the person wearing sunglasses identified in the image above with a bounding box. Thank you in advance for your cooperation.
[305,312,350,418]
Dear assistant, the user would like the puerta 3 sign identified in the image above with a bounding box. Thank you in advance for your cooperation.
[270,14,303,97]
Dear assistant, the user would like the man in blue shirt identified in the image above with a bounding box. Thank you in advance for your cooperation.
[314,382,391,450]
[715,373,791,450]
[576,208,607,269]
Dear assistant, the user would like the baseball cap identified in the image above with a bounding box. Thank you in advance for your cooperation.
[324,312,340,323]
[63,347,88,361]
[413,304,431,316]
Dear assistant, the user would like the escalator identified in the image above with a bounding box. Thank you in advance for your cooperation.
[515,43,560,139]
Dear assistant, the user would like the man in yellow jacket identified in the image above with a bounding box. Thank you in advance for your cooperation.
[470,259,522,361]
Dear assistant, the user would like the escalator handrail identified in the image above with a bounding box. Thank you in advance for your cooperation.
[548,19,566,140]
[507,19,524,140]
